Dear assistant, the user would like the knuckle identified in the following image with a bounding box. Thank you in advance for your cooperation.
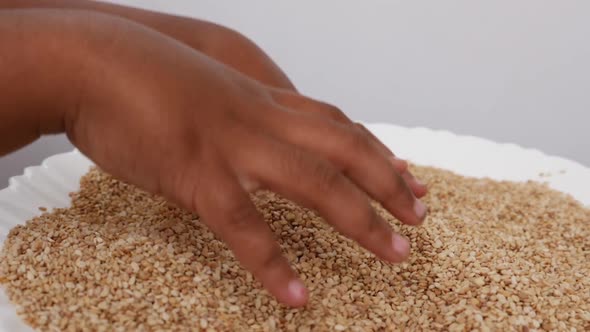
[353,123,375,142]
[312,161,342,193]
[165,162,203,212]
[223,200,259,232]
[324,105,348,122]
[378,176,408,205]
[348,130,373,152]
[258,248,285,272]
[347,207,380,242]
[354,123,369,134]
[281,148,342,194]
[279,148,307,179]
[363,212,382,237]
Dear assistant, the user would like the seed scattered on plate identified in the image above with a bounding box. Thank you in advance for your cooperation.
[1,166,589,331]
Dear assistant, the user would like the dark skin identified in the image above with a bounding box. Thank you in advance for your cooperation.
[0,2,427,307]
[0,0,427,196]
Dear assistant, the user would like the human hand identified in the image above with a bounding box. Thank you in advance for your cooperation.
[0,1,426,199]
[65,15,427,307]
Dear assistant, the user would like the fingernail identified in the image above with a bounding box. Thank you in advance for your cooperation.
[288,279,307,301]
[391,233,410,257]
[414,199,427,221]
[414,178,426,187]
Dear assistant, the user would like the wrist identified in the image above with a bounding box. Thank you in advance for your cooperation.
[0,9,104,133]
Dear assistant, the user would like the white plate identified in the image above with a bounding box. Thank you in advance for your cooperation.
[1,123,589,331]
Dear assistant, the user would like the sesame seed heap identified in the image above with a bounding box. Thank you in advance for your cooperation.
[1,166,589,331]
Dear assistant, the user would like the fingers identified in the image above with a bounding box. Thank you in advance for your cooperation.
[272,91,427,198]
[193,162,308,307]
[262,109,427,226]
[272,92,395,160]
[354,122,396,159]
[355,123,427,198]
[233,138,411,264]
[401,168,428,198]
[272,91,351,124]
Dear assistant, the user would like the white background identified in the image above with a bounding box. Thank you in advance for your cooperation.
[1,0,589,186]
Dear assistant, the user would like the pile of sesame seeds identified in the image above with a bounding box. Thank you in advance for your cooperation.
[1,166,589,331]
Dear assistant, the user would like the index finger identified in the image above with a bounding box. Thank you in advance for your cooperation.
[193,162,308,307]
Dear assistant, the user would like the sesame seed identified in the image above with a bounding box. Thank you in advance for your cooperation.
[0,166,588,331]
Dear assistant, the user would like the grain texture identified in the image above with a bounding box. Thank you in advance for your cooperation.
[1,166,589,331]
